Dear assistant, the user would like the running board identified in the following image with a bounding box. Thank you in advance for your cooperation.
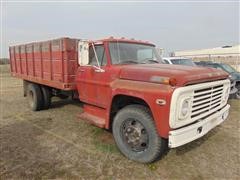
[77,112,105,128]
[77,104,107,128]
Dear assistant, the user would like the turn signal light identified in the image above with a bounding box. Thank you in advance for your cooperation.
[150,76,177,86]
[169,78,177,86]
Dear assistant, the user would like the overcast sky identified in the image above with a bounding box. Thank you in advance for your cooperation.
[1,1,239,58]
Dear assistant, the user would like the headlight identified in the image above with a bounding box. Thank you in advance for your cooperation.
[178,98,191,120]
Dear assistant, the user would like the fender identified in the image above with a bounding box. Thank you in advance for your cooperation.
[107,79,175,138]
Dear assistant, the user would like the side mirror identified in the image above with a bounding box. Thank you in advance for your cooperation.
[78,40,89,65]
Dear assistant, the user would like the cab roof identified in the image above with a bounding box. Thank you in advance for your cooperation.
[95,37,155,46]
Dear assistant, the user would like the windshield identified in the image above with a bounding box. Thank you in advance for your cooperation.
[171,59,196,66]
[221,64,236,73]
[109,42,163,64]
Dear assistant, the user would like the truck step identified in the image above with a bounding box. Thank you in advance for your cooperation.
[77,112,105,128]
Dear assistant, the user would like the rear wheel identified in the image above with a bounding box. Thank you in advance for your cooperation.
[41,86,51,109]
[112,104,168,163]
[27,83,43,111]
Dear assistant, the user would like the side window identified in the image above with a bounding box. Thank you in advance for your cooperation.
[101,51,107,66]
[88,45,107,66]
[89,46,97,66]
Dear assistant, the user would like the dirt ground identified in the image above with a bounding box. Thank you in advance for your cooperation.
[0,64,239,179]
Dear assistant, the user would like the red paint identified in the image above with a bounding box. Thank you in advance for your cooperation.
[9,37,229,139]
[119,64,228,86]
[9,37,79,90]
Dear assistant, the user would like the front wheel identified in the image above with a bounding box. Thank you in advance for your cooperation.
[112,105,168,163]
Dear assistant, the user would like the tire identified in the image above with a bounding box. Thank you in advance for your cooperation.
[112,104,168,163]
[41,86,51,109]
[27,83,43,111]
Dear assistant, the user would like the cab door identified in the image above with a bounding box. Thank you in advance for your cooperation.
[77,43,111,108]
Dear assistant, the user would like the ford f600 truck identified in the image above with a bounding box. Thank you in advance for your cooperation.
[9,37,230,163]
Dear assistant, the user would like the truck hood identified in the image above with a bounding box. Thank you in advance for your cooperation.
[119,64,228,86]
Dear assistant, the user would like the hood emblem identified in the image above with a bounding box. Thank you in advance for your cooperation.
[156,99,166,106]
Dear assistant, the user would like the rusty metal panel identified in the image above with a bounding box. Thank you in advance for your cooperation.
[20,45,27,75]
[9,37,79,90]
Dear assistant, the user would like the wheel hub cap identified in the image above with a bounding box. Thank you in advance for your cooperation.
[121,119,149,152]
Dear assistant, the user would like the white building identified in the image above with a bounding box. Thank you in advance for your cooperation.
[174,45,240,71]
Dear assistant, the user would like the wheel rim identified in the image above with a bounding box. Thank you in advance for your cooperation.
[120,118,149,152]
[28,90,34,108]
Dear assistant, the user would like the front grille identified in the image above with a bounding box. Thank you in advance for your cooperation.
[191,84,224,120]
[170,79,230,129]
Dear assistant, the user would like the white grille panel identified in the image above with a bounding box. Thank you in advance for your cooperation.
[169,79,230,129]
[191,84,224,120]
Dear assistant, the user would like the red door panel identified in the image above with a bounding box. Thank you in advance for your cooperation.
[76,66,111,108]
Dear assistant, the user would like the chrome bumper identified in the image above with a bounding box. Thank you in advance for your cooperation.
[168,104,230,148]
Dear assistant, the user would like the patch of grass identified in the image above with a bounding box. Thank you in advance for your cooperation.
[92,127,105,136]
[91,127,119,153]
[94,141,119,153]
[147,163,157,171]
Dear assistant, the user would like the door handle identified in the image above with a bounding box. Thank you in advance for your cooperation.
[79,69,85,72]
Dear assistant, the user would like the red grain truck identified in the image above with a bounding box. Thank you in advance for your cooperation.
[9,37,231,163]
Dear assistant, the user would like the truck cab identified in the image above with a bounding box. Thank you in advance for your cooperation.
[76,38,230,163]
